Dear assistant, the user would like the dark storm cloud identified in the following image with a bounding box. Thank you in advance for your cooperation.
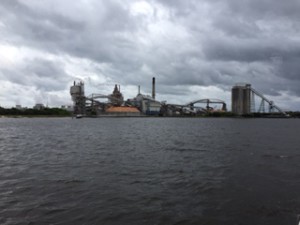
[0,0,84,44]
[0,0,139,63]
[1,58,70,91]
[280,57,300,80]
[223,0,300,20]
[1,0,300,108]
[154,0,197,17]
[203,38,293,63]
[190,1,300,96]
[155,0,300,98]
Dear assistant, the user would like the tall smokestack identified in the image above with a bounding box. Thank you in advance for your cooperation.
[152,77,155,99]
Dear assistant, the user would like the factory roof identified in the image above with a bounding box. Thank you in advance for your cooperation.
[106,106,140,113]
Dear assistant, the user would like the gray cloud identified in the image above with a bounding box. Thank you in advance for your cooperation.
[1,58,70,91]
[223,0,300,20]
[0,0,300,109]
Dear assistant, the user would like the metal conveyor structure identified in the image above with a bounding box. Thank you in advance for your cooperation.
[250,87,287,115]
[186,99,227,112]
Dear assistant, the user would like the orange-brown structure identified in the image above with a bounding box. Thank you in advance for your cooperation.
[104,106,142,116]
[106,106,140,113]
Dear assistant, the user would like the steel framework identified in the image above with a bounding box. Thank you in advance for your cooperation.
[186,98,227,112]
[250,87,287,115]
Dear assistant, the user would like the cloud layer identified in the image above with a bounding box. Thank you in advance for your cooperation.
[1,0,300,110]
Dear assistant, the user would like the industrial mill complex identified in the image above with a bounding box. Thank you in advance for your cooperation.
[70,78,288,117]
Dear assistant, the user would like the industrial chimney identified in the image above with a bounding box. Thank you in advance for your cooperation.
[152,77,156,99]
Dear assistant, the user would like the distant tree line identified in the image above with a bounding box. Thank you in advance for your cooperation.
[286,111,300,118]
[0,107,71,116]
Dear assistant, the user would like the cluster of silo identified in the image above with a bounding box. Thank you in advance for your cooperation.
[232,84,288,116]
[231,84,252,115]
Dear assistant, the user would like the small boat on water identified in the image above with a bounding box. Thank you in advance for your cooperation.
[75,114,83,119]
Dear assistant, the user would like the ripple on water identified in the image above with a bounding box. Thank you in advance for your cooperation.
[0,118,300,225]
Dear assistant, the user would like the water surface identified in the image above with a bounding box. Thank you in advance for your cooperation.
[0,117,299,224]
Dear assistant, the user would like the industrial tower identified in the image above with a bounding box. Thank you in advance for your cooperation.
[70,81,86,115]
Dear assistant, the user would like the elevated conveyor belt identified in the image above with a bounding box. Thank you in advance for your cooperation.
[250,88,287,115]
[186,99,227,111]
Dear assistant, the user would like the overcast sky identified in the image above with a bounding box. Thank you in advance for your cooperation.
[1,0,300,110]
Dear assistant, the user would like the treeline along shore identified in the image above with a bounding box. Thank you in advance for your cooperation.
[0,107,71,117]
[1,106,300,118]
